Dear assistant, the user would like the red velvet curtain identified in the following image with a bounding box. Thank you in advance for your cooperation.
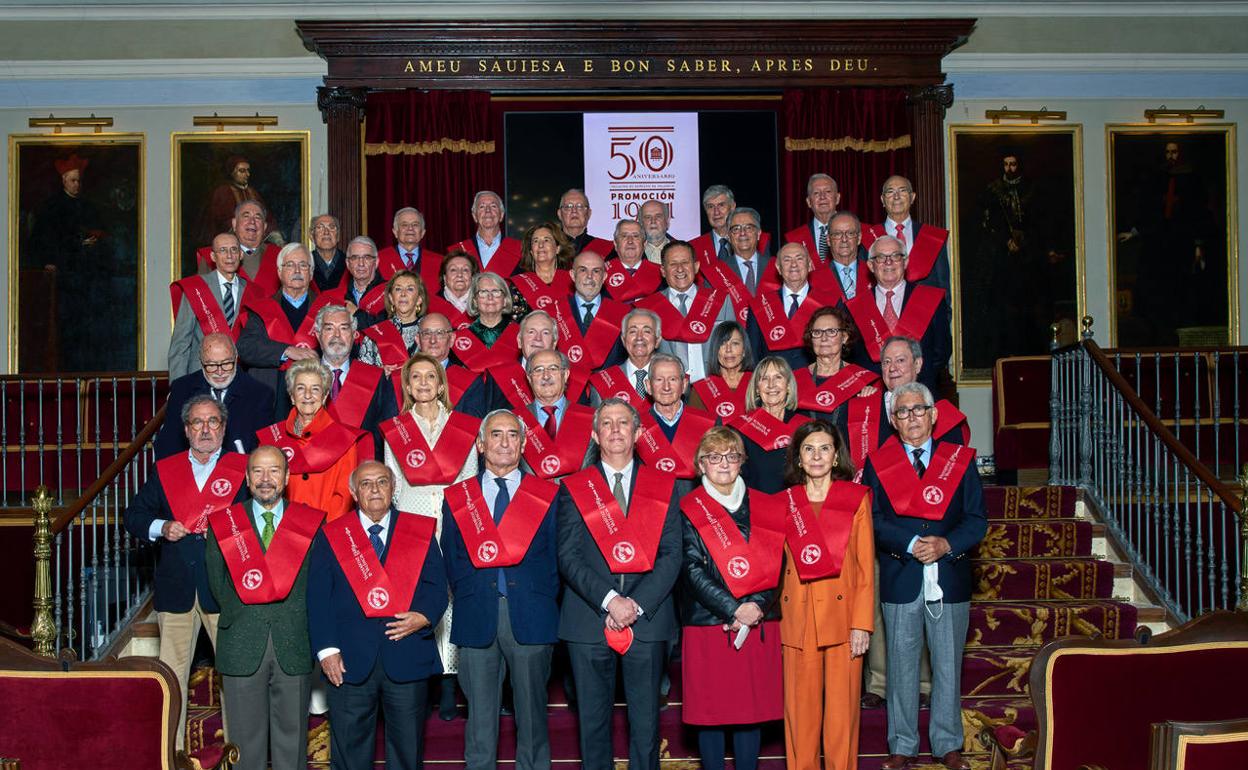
[364,91,502,250]
[780,87,913,229]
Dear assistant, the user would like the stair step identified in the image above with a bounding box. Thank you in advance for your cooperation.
[974,520,1095,559]
[131,621,160,638]
[961,649,1035,697]
[967,601,1138,647]
[972,559,1115,601]
[984,485,1078,519]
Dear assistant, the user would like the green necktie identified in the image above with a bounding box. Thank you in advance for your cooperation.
[260,510,275,549]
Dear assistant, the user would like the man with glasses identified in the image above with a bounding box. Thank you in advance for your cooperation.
[416,311,489,417]
[447,190,524,276]
[170,232,252,378]
[747,241,837,370]
[862,175,951,294]
[689,184,772,267]
[378,206,444,291]
[319,235,388,331]
[196,201,283,296]
[309,214,347,292]
[846,236,950,393]
[638,199,672,265]
[556,189,613,257]
[824,211,872,303]
[156,333,273,459]
[783,173,842,266]
[861,382,986,770]
[717,207,771,297]
[603,219,663,304]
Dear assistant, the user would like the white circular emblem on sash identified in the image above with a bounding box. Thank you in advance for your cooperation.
[536,295,553,309]
[608,272,626,288]
[768,327,786,342]
[612,541,636,564]
[655,458,676,473]
[453,336,472,352]
[242,568,263,591]
[280,447,295,462]
[688,321,706,335]
[815,391,834,407]
[614,391,631,401]
[800,544,822,565]
[405,449,427,469]
[540,455,561,475]
[367,587,390,610]
[477,541,499,563]
[567,345,584,363]
[775,435,792,448]
[922,485,944,505]
[210,479,233,497]
[726,556,750,579]
[716,402,736,418]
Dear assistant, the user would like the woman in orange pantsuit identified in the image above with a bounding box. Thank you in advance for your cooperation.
[779,419,875,770]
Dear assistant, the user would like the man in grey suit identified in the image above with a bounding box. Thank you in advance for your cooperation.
[719,206,770,295]
[169,232,248,378]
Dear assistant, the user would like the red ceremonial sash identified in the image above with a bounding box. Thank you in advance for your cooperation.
[635,289,725,344]
[691,373,752,422]
[699,259,751,325]
[323,511,435,618]
[242,293,320,368]
[564,465,675,573]
[781,225,830,271]
[157,452,247,534]
[326,362,383,427]
[327,277,388,318]
[781,482,867,581]
[209,502,323,604]
[846,285,945,362]
[381,411,481,486]
[257,415,364,474]
[170,274,247,341]
[510,271,572,314]
[199,244,279,295]
[604,259,663,303]
[636,407,716,478]
[579,237,616,258]
[795,365,880,413]
[846,395,883,468]
[362,322,411,369]
[749,287,830,351]
[378,246,443,291]
[874,437,976,521]
[444,475,558,567]
[446,365,480,405]
[448,236,522,277]
[729,409,810,451]
[862,223,948,284]
[589,366,651,411]
[425,294,471,329]
[451,323,521,373]
[818,259,873,306]
[934,398,971,444]
[680,487,785,598]
[553,298,628,370]
[518,403,594,479]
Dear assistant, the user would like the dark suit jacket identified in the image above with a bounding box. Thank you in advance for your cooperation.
[911,221,951,296]
[154,370,274,460]
[745,286,815,371]
[562,294,627,370]
[313,248,348,293]
[441,471,560,647]
[236,293,313,418]
[306,510,448,685]
[850,283,951,393]
[556,463,687,644]
[716,251,771,295]
[205,499,315,677]
[861,439,988,604]
[122,452,249,612]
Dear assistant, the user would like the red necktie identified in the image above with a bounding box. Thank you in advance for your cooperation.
[882,289,899,332]
[331,368,344,401]
[542,405,558,438]
[895,222,907,248]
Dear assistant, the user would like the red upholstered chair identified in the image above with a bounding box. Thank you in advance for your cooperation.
[992,356,1053,471]
[1150,717,1248,770]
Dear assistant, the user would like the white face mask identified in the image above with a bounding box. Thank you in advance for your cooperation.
[923,563,944,619]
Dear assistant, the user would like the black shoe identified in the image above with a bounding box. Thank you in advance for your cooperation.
[861,692,886,709]
[499,702,514,717]
[439,677,458,721]
[919,692,931,709]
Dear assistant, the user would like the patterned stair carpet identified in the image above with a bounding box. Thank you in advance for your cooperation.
[183,484,1135,767]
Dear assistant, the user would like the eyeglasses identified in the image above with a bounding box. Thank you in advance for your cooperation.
[475,288,505,298]
[528,365,565,376]
[187,417,224,430]
[870,252,906,264]
[356,477,392,491]
[728,224,759,234]
[809,328,845,339]
[201,359,237,372]
[559,203,588,212]
[418,329,452,339]
[213,246,242,255]
[828,230,860,240]
[893,404,931,420]
[701,452,743,465]
[346,254,377,263]
[312,223,339,233]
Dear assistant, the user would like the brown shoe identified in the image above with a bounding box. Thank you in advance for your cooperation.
[939,750,971,770]
[860,692,886,709]
[881,755,916,770]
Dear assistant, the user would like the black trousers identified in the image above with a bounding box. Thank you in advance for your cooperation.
[324,658,430,770]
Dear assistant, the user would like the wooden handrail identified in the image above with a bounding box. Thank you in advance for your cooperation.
[1084,340,1242,513]
[0,370,168,382]
[49,403,167,535]
[1098,345,1248,356]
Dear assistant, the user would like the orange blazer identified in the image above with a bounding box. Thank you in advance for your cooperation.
[280,408,368,522]
[779,489,875,650]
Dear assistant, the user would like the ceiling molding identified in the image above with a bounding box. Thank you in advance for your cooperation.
[945,53,1248,72]
[0,57,326,79]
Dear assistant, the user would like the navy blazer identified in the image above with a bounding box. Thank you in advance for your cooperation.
[306,509,449,685]
[122,451,249,613]
[851,283,952,393]
[154,370,274,460]
[861,439,988,604]
[440,470,560,648]
[562,294,627,370]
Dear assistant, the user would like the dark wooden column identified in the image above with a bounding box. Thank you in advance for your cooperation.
[316,86,368,239]
[907,83,955,227]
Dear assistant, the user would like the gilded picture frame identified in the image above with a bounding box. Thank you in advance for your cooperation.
[947,124,1085,383]
[170,130,311,282]
[1107,123,1238,347]
[8,133,146,373]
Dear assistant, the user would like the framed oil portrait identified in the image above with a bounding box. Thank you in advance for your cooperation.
[948,125,1085,382]
[9,134,146,373]
[1108,124,1238,346]
[170,131,310,281]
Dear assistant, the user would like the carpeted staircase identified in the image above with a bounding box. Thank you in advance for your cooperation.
[182,484,1160,768]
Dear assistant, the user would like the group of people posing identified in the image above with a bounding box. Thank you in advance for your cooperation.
[133,174,986,770]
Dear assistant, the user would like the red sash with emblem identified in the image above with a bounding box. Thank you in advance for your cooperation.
[381,411,481,486]
[636,408,716,478]
[862,223,947,284]
[578,237,616,258]
[378,246,444,291]
[680,487,785,597]
[589,366,651,411]
[198,243,280,296]
[846,286,944,362]
[699,259,751,325]
[170,274,248,341]
[518,403,594,479]
[446,365,480,405]
[781,482,867,581]
[326,362,383,428]
[209,502,323,604]
[323,511,435,618]
[451,324,521,374]
[635,289,724,344]
[157,452,247,534]
[564,465,675,573]
[729,409,810,451]
[242,293,325,369]
[818,260,873,306]
[448,237,523,277]
[781,225,831,271]
[444,475,558,568]
[795,365,879,413]
[846,395,883,468]
[510,271,572,314]
[691,373,752,422]
[489,363,588,410]
[362,322,411,368]
[873,437,975,521]
[425,294,472,329]
[750,287,831,351]
[604,259,662,303]
[553,298,628,370]
[257,416,364,475]
[325,278,387,318]
[934,399,971,444]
